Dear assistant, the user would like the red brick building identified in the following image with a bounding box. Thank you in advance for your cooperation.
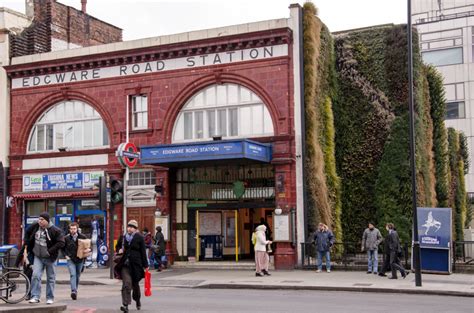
[6,5,305,269]
[11,0,122,57]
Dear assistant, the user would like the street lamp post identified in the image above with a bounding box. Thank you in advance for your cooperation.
[407,0,422,287]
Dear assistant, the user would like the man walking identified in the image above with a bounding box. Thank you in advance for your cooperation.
[63,222,87,300]
[313,223,335,273]
[361,222,382,274]
[386,223,408,279]
[25,212,65,304]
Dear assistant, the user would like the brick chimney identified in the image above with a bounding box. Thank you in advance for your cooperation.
[81,0,87,14]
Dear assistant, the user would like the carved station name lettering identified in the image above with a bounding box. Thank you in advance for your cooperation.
[14,45,287,89]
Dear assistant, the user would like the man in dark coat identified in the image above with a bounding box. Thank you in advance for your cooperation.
[62,222,87,300]
[116,220,148,312]
[386,223,408,279]
[153,226,166,271]
[24,212,65,304]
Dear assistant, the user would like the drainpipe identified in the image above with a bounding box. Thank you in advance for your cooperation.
[297,5,308,244]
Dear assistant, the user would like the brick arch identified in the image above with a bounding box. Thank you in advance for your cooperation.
[18,90,116,152]
[162,73,282,143]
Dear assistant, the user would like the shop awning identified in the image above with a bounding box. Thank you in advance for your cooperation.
[140,139,272,166]
[14,190,97,199]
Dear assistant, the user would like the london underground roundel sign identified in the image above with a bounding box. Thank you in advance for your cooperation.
[117,142,140,168]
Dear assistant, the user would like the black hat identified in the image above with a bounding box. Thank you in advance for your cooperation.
[39,212,50,223]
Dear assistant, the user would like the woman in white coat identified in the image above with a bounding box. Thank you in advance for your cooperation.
[254,224,272,277]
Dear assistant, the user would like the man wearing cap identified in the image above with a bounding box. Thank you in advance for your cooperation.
[115,220,148,312]
[24,212,65,304]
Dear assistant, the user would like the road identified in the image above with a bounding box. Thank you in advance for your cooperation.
[55,285,473,313]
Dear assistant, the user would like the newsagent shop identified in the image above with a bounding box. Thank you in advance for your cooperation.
[5,5,305,269]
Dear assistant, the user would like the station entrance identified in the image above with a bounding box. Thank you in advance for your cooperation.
[171,164,275,261]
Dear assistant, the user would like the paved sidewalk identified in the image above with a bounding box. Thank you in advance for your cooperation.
[51,266,474,297]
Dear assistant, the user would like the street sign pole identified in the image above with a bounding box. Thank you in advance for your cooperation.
[109,200,115,279]
[407,0,422,287]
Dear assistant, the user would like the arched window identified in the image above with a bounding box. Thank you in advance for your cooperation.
[27,100,109,153]
[172,83,274,142]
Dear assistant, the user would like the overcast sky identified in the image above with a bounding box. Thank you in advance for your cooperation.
[3,0,407,41]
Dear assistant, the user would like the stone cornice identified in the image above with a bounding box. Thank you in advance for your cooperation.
[7,28,292,78]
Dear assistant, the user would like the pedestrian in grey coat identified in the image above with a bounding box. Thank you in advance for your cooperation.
[361,222,382,274]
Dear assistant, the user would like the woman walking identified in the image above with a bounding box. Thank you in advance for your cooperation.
[115,220,148,312]
[254,224,272,277]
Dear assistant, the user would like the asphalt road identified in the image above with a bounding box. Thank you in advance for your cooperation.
[56,286,474,313]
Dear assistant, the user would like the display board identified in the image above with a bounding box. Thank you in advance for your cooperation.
[416,207,452,273]
[273,213,291,242]
[155,216,170,241]
[199,212,222,235]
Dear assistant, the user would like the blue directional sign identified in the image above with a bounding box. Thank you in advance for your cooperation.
[140,139,272,165]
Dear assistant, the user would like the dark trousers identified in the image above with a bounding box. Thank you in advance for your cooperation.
[121,266,140,306]
[380,253,391,274]
[389,251,406,278]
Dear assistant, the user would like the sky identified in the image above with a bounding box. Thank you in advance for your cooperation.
[2,0,408,41]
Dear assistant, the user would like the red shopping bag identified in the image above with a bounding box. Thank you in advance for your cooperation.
[144,268,152,297]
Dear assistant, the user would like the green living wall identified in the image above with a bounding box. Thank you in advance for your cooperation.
[302,2,467,244]
[332,25,437,243]
[302,2,342,243]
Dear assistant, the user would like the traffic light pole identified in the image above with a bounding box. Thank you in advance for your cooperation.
[109,200,115,279]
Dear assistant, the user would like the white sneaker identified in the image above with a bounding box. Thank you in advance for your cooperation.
[327,269,331,273]
[46,299,54,305]
[29,298,40,304]
[316,269,322,273]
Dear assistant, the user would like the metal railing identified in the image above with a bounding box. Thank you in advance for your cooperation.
[452,241,474,272]
[300,241,409,270]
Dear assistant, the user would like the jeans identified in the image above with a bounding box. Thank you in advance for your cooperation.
[316,251,331,270]
[367,250,378,273]
[31,256,56,300]
[67,259,84,293]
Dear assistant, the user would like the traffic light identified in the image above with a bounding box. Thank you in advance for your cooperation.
[94,176,107,210]
[110,177,123,204]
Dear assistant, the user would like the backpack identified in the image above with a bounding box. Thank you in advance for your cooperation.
[144,233,152,248]
[251,232,257,245]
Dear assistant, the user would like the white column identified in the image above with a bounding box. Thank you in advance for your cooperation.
[288,4,304,265]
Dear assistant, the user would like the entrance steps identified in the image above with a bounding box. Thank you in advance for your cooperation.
[172,260,275,270]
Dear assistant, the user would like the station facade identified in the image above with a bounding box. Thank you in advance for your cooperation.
[5,5,305,269]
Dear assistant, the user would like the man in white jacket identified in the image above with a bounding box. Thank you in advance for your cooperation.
[254,225,272,277]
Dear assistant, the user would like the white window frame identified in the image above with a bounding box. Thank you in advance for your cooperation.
[131,95,148,130]
[27,101,109,153]
[128,170,156,187]
[172,84,274,143]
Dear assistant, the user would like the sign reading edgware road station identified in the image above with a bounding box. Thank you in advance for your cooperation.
[13,44,288,89]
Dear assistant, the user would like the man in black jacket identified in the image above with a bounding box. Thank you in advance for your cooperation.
[386,223,408,279]
[62,222,87,300]
[115,220,148,312]
[25,212,65,304]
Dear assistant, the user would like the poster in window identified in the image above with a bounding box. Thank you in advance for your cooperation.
[273,214,291,242]
[225,213,235,247]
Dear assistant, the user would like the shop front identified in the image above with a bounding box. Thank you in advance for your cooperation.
[16,172,108,266]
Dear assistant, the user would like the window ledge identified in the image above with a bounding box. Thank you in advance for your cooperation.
[130,128,153,134]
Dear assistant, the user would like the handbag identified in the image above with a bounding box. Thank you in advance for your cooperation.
[113,234,126,279]
[144,269,152,297]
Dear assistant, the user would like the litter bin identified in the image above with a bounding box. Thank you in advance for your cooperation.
[0,245,18,272]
